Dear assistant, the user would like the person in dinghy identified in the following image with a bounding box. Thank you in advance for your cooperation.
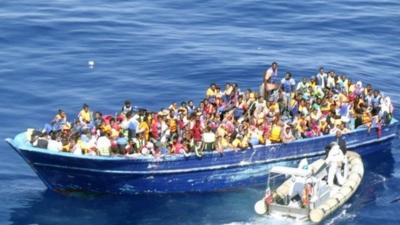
[325,137,349,187]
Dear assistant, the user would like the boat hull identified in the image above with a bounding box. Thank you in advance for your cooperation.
[5,120,399,194]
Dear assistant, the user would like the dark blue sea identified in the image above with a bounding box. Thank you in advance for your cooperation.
[0,0,399,224]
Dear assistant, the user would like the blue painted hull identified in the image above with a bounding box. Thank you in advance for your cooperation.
[6,120,399,194]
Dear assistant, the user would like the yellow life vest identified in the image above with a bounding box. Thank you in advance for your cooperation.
[111,128,119,138]
[101,124,112,134]
[232,138,241,148]
[241,135,249,149]
[206,88,217,97]
[258,133,265,144]
[270,125,282,142]
[221,137,229,148]
[299,105,307,114]
[169,119,177,133]
[55,114,63,121]
[362,112,371,124]
[349,84,355,93]
[320,103,330,113]
[339,93,348,103]
[289,98,297,108]
[334,118,342,126]
[78,140,89,154]
[79,110,91,122]
[139,121,150,141]
[320,121,328,130]
[270,103,280,113]
[62,143,70,152]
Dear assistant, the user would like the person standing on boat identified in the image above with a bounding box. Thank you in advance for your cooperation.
[121,111,139,140]
[325,143,346,186]
[336,130,346,155]
[280,72,296,113]
[262,62,279,99]
[121,100,133,115]
[316,66,327,89]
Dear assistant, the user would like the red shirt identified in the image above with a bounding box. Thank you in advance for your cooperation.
[192,121,202,142]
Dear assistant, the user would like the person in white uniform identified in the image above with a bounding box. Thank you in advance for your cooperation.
[325,143,347,186]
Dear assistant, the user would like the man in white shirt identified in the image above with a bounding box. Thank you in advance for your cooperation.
[96,132,111,156]
[316,67,327,88]
[47,133,62,152]
[263,62,279,99]
[202,127,216,151]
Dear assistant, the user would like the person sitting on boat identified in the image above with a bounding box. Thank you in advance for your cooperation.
[325,143,347,186]
[216,134,231,153]
[47,132,62,152]
[52,109,68,131]
[70,137,83,156]
[269,118,282,143]
[42,109,68,133]
[371,89,382,114]
[187,100,196,115]
[248,125,261,146]
[168,102,178,115]
[364,89,374,108]
[379,95,393,124]
[78,103,93,128]
[253,96,268,123]
[202,126,216,151]
[170,137,187,155]
[94,111,104,129]
[296,77,308,94]
[116,132,128,154]
[281,125,296,143]
[353,81,364,97]
[141,141,155,156]
[206,83,218,99]
[96,131,112,156]
[234,95,247,120]
[359,105,372,128]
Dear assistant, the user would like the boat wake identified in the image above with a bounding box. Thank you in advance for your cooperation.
[368,172,388,190]
[324,203,356,225]
[222,215,308,225]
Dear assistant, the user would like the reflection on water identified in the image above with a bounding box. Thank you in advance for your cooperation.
[8,144,398,225]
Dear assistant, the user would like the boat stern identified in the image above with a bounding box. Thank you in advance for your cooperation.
[269,203,310,221]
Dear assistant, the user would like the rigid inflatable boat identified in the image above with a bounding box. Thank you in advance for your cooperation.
[254,151,364,223]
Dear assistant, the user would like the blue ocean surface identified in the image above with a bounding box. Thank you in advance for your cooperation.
[0,0,399,224]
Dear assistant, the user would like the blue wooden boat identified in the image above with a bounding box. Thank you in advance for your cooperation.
[5,119,399,194]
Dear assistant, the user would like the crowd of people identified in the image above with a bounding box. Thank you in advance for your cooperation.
[28,63,394,158]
